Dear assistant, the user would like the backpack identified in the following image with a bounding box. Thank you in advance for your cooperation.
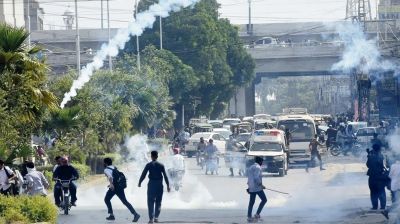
[107,167,127,190]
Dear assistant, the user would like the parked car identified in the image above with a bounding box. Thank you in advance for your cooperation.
[185,132,227,157]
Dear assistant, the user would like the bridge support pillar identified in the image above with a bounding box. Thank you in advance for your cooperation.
[228,83,256,117]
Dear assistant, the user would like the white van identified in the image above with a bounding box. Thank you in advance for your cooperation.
[246,129,289,177]
[277,114,316,161]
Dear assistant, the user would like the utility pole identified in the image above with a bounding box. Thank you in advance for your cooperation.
[101,0,104,29]
[27,0,31,48]
[160,17,163,49]
[75,0,81,75]
[247,0,252,35]
[182,105,185,129]
[135,0,140,70]
[107,0,112,71]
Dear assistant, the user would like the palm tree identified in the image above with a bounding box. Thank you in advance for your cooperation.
[0,23,58,121]
[0,23,58,162]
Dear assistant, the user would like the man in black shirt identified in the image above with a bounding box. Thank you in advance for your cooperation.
[306,135,325,172]
[139,151,170,224]
[53,157,79,206]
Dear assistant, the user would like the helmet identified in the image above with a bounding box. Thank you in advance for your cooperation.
[173,148,180,154]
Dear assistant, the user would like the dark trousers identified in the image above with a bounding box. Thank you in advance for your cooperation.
[104,188,137,215]
[369,178,386,209]
[54,183,77,205]
[307,152,322,169]
[247,190,267,218]
[0,187,12,196]
[147,181,163,220]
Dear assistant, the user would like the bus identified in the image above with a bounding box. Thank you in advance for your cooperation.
[277,114,316,162]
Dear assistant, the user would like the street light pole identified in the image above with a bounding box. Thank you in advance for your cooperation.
[75,0,81,75]
[107,0,112,71]
[27,0,31,48]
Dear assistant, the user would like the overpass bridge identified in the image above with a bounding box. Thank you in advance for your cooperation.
[228,43,344,117]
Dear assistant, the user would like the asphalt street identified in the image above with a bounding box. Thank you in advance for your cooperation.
[57,154,387,224]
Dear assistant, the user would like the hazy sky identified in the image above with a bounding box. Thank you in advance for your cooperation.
[37,0,379,29]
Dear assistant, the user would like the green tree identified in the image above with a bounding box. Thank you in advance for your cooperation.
[125,0,255,119]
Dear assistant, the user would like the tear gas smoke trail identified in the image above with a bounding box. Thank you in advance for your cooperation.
[329,22,395,75]
[60,0,200,108]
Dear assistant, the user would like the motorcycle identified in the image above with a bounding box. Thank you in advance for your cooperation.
[167,169,184,191]
[330,138,363,157]
[55,178,75,215]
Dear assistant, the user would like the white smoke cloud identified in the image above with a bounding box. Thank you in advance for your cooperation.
[60,0,200,108]
[329,22,395,75]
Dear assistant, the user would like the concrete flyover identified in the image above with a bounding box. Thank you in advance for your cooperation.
[228,44,345,117]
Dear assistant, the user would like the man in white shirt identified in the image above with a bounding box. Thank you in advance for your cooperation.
[0,159,16,195]
[25,162,49,196]
[171,148,185,171]
[247,157,267,222]
[103,158,140,222]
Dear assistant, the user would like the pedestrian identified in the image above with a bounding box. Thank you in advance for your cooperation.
[382,155,400,219]
[371,133,383,149]
[138,151,170,224]
[366,144,387,210]
[306,135,325,172]
[247,156,267,223]
[204,139,219,175]
[103,158,140,222]
[24,161,49,196]
[0,159,16,195]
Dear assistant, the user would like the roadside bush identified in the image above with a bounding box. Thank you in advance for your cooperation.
[71,163,90,179]
[43,170,54,190]
[0,195,57,224]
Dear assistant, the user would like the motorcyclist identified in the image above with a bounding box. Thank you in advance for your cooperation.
[326,125,337,149]
[167,148,185,191]
[53,157,79,207]
[196,137,207,166]
[336,126,347,150]
[171,148,185,172]
[344,124,356,155]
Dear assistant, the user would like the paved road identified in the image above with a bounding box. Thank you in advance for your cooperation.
[57,154,387,224]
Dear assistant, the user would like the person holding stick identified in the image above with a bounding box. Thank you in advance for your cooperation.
[247,156,267,223]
